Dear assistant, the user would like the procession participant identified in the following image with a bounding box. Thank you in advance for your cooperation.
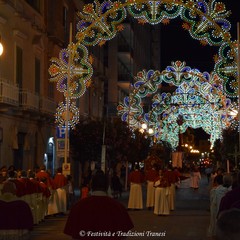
[18,170,36,220]
[64,170,133,239]
[6,170,25,197]
[28,170,43,224]
[164,164,179,211]
[145,164,159,209]
[53,167,68,214]
[0,166,7,196]
[36,165,52,188]
[190,166,201,190]
[153,169,170,216]
[0,166,7,184]
[18,170,35,196]
[127,165,145,210]
[39,177,51,220]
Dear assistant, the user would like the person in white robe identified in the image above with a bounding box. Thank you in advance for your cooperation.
[153,169,170,216]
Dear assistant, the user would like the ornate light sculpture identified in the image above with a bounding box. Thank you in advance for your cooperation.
[55,101,80,129]
[117,61,234,149]
[74,0,237,97]
[48,43,93,127]
[49,0,238,129]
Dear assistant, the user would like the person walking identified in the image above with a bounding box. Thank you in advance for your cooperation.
[145,164,159,209]
[191,166,201,190]
[164,164,179,211]
[153,169,170,216]
[127,165,145,210]
[52,167,68,214]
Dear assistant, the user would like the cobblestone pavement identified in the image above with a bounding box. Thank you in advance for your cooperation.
[30,175,210,240]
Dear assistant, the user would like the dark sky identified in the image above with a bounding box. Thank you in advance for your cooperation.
[160,0,240,73]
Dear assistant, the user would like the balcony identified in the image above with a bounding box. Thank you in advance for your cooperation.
[40,96,57,115]
[19,90,39,111]
[0,79,19,106]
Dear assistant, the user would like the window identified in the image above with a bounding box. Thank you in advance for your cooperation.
[35,58,40,94]
[63,6,68,44]
[16,46,23,88]
[26,0,40,12]
[48,82,54,98]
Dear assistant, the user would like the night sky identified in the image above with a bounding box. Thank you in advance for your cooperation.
[160,0,240,72]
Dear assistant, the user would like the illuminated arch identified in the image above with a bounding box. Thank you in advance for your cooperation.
[117,61,234,149]
[48,0,238,128]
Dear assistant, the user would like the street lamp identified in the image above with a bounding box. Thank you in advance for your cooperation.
[0,36,3,56]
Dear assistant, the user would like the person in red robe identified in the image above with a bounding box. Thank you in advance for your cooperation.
[6,170,25,197]
[39,177,51,220]
[145,164,159,209]
[53,168,67,189]
[52,167,68,214]
[127,165,145,210]
[163,164,179,211]
[36,165,52,188]
[153,169,171,216]
[18,170,35,195]
[28,170,42,194]
[64,170,133,239]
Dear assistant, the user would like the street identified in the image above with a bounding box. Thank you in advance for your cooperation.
[31,175,210,240]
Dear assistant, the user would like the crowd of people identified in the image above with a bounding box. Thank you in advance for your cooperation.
[1,161,240,240]
[206,166,240,240]
[127,163,181,216]
[0,164,72,237]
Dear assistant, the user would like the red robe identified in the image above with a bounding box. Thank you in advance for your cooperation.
[53,173,67,189]
[29,178,42,193]
[128,170,144,184]
[145,169,159,182]
[64,195,134,239]
[36,170,52,187]
[39,182,51,198]
[164,170,179,184]
[18,177,36,195]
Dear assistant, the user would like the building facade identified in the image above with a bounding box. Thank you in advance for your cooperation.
[0,1,160,180]
[0,0,81,172]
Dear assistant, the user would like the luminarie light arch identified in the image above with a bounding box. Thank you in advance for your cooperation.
[48,0,238,128]
[117,61,234,149]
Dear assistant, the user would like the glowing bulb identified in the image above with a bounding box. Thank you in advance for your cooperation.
[0,42,3,56]
[148,128,154,134]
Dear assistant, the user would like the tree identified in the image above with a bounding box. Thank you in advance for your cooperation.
[70,118,151,169]
[213,128,239,168]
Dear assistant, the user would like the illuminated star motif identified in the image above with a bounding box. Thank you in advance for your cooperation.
[55,101,80,129]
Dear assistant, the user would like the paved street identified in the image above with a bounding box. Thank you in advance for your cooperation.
[31,175,210,240]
